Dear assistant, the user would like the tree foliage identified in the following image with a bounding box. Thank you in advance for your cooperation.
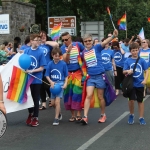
[28,0,150,40]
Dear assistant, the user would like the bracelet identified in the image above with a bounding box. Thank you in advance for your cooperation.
[0,101,4,103]
[111,35,115,39]
[114,70,116,71]
[66,52,70,55]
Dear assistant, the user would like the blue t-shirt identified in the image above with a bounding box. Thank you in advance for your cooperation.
[101,48,114,71]
[83,44,105,75]
[123,57,148,87]
[139,48,150,67]
[39,44,53,65]
[114,50,125,68]
[45,60,68,82]
[60,42,85,71]
[20,45,30,50]
[121,43,129,52]
[24,47,47,84]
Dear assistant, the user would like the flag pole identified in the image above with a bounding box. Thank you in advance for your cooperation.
[125,11,127,38]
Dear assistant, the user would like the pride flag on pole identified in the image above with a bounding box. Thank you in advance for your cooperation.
[138,27,145,40]
[107,7,116,29]
[50,22,62,41]
[7,66,34,104]
[118,14,126,30]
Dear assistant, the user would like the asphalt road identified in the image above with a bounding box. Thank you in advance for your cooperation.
[0,94,150,150]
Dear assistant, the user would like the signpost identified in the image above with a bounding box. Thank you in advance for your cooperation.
[48,16,76,37]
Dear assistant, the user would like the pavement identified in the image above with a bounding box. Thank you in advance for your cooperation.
[0,94,150,150]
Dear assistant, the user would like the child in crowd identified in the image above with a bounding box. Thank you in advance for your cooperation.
[123,43,148,125]
[111,41,125,95]
[25,34,47,127]
[101,38,117,86]
[45,47,68,126]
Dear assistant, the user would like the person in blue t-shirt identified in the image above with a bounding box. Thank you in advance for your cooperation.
[24,34,47,127]
[121,38,130,52]
[20,36,31,51]
[101,38,117,86]
[123,43,148,125]
[139,39,150,97]
[80,29,118,125]
[39,31,59,110]
[60,32,85,122]
[45,48,68,126]
[111,41,125,95]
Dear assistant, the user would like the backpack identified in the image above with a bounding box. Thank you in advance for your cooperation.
[122,57,140,98]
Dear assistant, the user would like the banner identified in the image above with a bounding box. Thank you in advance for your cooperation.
[0,53,34,113]
[0,14,10,34]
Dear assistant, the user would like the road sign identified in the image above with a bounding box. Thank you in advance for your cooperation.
[49,16,76,28]
[48,16,76,37]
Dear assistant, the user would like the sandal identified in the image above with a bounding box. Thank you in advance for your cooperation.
[69,117,76,122]
[76,116,82,121]
[39,106,46,110]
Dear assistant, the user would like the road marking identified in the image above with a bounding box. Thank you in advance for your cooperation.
[76,95,150,150]
[76,111,129,150]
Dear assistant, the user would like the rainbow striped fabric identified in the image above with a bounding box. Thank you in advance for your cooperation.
[50,23,62,41]
[140,52,149,63]
[118,14,126,30]
[7,66,34,104]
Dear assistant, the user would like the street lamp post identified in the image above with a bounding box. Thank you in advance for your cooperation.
[47,0,49,33]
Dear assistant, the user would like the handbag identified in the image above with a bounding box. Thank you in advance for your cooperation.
[102,74,117,106]
[122,57,140,98]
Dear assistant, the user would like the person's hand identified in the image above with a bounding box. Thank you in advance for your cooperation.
[62,83,67,89]
[0,103,6,114]
[67,43,73,53]
[141,80,146,85]
[126,70,133,75]
[50,81,55,88]
[26,70,33,74]
[131,35,135,39]
[113,29,118,37]
[114,71,117,76]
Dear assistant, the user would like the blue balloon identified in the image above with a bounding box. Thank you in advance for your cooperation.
[50,84,62,95]
[19,54,31,70]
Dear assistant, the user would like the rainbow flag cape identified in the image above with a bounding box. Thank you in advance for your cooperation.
[138,27,145,40]
[7,66,34,104]
[118,14,126,30]
[50,22,62,41]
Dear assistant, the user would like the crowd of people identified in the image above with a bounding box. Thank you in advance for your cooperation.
[0,29,149,126]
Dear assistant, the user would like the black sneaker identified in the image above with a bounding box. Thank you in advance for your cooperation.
[53,119,59,126]
[58,114,62,120]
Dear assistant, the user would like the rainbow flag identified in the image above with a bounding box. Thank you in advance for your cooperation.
[138,27,145,40]
[118,14,126,30]
[50,23,62,41]
[7,66,34,104]
[107,7,112,19]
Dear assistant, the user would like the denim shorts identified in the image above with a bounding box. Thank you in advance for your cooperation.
[86,74,106,89]
[51,81,64,99]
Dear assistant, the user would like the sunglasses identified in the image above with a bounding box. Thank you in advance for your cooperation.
[84,40,92,43]
[62,37,70,42]
[142,42,146,43]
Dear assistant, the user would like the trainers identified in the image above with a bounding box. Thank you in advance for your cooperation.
[30,117,39,127]
[80,116,88,125]
[58,114,62,120]
[53,119,59,126]
[98,115,107,123]
[128,114,134,125]
[26,114,33,125]
[139,118,146,125]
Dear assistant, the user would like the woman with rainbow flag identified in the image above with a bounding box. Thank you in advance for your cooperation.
[60,32,85,122]
[80,29,118,125]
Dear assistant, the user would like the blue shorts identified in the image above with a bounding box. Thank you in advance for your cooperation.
[51,81,64,99]
[86,74,106,89]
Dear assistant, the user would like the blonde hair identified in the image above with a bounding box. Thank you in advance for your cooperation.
[0,44,5,50]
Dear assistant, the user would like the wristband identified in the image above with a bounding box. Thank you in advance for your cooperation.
[111,35,115,39]
[114,70,116,71]
[0,101,4,103]
[66,52,70,55]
